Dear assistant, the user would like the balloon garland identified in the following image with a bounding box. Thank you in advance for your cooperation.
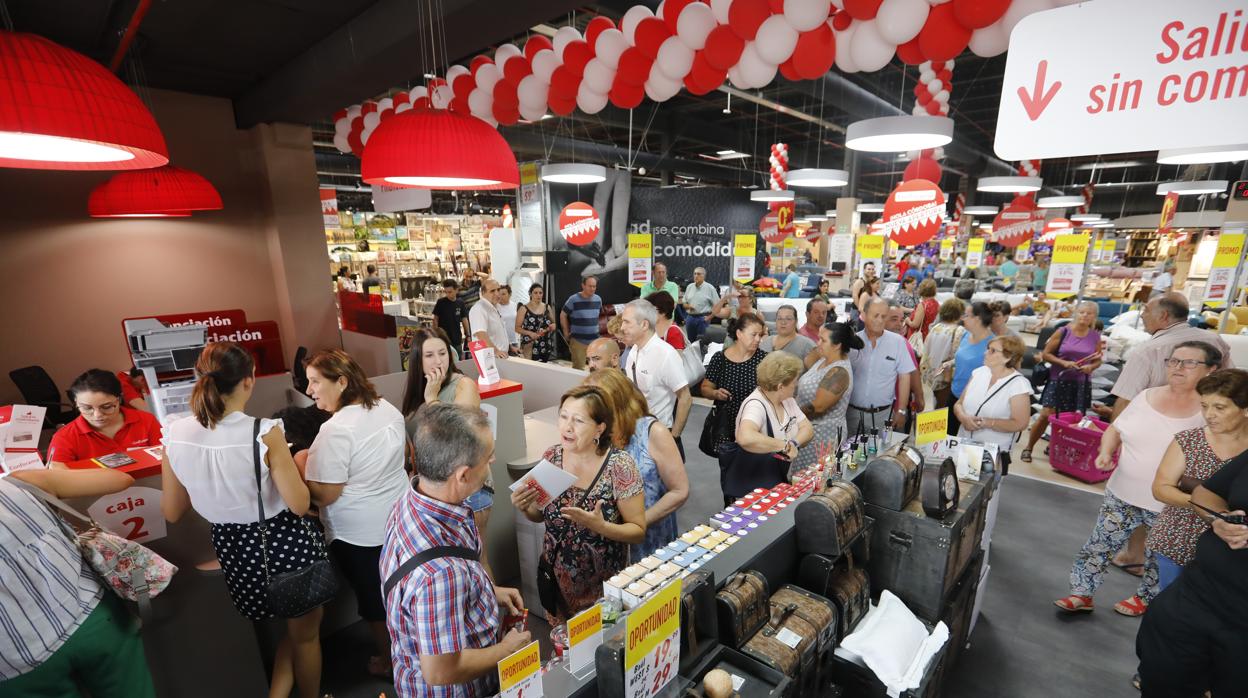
[334,0,1074,156]
[769,142,789,191]
[1076,182,1095,215]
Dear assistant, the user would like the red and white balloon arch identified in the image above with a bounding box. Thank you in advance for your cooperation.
[333,0,1079,156]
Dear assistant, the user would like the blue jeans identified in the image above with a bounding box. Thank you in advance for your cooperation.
[685,314,709,342]
[1155,552,1182,592]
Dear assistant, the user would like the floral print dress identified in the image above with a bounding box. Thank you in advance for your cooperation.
[540,445,643,621]
[521,304,554,361]
[1147,428,1229,566]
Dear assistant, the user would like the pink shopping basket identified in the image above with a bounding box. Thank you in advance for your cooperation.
[1049,412,1117,483]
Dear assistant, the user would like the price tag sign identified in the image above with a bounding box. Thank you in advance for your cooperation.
[1046,233,1090,299]
[733,234,757,283]
[497,640,542,698]
[567,603,603,672]
[1203,232,1245,307]
[966,238,985,268]
[624,579,681,698]
[915,409,950,447]
[628,233,653,288]
[1014,239,1031,262]
[940,238,954,261]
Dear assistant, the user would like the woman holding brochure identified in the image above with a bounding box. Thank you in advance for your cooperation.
[510,385,646,621]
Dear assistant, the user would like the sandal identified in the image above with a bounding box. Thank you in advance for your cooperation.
[1020,449,1033,463]
[1054,594,1094,613]
[1112,561,1145,577]
[1114,595,1148,617]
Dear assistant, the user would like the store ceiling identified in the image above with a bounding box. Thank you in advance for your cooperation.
[14,0,1243,223]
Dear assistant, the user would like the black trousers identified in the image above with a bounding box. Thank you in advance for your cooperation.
[1136,573,1247,697]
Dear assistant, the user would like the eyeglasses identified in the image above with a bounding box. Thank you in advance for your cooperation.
[985,347,1002,355]
[1164,358,1210,369]
[77,402,119,415]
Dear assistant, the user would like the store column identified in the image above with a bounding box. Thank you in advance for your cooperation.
[251,122,342,357]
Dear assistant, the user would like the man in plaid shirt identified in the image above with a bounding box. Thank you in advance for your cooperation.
[381,404,530,697]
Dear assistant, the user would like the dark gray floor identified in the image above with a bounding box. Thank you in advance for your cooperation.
[324,404,1143,697]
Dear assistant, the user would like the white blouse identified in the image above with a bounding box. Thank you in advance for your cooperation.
[164,411,288,525]
[957,367,1032,451]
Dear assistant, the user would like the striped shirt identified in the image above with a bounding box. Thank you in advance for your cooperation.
[381,484,500,698]
[0,477,103,680]
[562,292,603,344]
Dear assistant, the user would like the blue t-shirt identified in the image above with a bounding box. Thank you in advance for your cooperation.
[952,331,996,397]
[563,292,603,343]
[999,260,1018,280]
[783,272,802,298]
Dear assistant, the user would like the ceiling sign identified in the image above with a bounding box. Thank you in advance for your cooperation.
[1039,217,1074,243]
[760,202,795,244]
[996,0,1248,160]
[882,179,946,246]
[558,202,600,246]
[993,205,1045,247]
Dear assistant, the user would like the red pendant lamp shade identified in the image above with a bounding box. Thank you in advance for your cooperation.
[88,165,222,217]
[361,108,518,190]
[0,31,168,170]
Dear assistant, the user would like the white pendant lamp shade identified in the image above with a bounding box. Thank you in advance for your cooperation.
[1071,213,1103,222]
[962,205,998,215]
[1157,145,1248,165]
[824,210,837,217]
[751,189,795,202]
[1091,221,1115,228]
[1156,180,1228,196]
[857,202,885,213]
[977,176,1043,193]
[540,163,607,184]
[1037,195,1087,208]
[845,116,953,153]
[787,168,849,188]
[806,214,828,221]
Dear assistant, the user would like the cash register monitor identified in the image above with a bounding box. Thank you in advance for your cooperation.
[170,346,202,372]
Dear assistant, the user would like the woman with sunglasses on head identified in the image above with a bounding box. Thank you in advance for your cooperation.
[47,369,164,469]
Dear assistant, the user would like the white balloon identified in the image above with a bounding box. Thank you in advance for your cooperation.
[431,85,453,109]
[648,62,681,92]
[594,28,628,70]
[656,36,695,80]
[474,63,502,92]
[361,125,374,145]
[333,133,350,153]
[553,26,582,57]
[911,103,926,115]
[346,105,362,120]
[755,14,799,65]
[876,0,928,45]
[577,86,609,114]
[446,65,469,82]
[583,58,616,94]
[408,86,428,104]
[968,22,1009,57]
[495,43,522,65]
[519,102,548,122]
[335,118,350,135]
[676,2,716,50]
[831,0,845,8]
[850,20,895,73]
[934,89,949,103]
[784,0,832,33]
[517,74,549,109]
[378,97,394,112]
[919,67,936,82]
[468,88,493,118]
[530,49,559,83]
[946,58,955,69]
[478,114,499,128]
[834,23,859,73]
[394,102,413,114]
[737,42,778,88]
[710,0,733,24]
[645,76,682,102]
[728,64,751,89]
[621,6,654,44]
[1001,0,1055,37]
[363,111,381,130]
[927,79,942,95]
[928,0,951,4]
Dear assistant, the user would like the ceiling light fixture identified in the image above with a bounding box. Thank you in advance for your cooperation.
[1071,213,1104,222]
[1037,195,1087,208]
[824,210,838,217]
[1155,180,1229,195]
[540,163,607,184]
[978,176,1043,193]
[1157,145,1248,165]
[1091,221,1115,228]
[361,109,519,190]
[751,189,794,202]
[845,115,954,152]
[963,205,998,215]
[857,202,885,213]
[787,168,849,188]
[0,32,168,170]
[88,165,223,218]
[806,214,828,221]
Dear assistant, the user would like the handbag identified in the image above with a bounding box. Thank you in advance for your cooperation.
[717,398,792,500]
[252,419,339,619]
[13,479,177,619]
[537,450,610,619]
[699,402,732,458]
[681,339,706,387]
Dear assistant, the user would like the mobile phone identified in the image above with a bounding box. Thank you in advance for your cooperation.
[1191,501,1247,525]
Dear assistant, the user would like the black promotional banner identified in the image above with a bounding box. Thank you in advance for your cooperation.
[545,170,765,307]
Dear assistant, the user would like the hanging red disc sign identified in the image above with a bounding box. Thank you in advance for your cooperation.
[1039,217,1073,244]
[882,179,946,246]
[558,202,600,246]
[760,201,795,243]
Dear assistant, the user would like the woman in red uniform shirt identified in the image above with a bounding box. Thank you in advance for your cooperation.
[47,369,163,468]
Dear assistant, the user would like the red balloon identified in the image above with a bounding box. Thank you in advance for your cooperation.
[634,17,672,59]
[843,0,883,21]
[412,96,430,109]
[333,108,347,122]
[663,0,695,34]
[347,130,363,155]
[524,35,553,61]
[379,107,394,121]
[493,80,519,108]
[452,74,476,98]
[791,23,836,80]
[952,0,1011,30]
[493,102,520,125]
[778,58,801,81]
[916,87,933,105]
[684,65,726,95]
[450,96,471,115]
[704,25,746,71]
[689,51,721,85]
[609,79,645,109]
[919,4,972,61]
[938,68,952,84]
[503,56,532,84]
[470,56,493,75]
[617,47,653,86]
[562,40,593,76]
[350,115,363,133]
[549,66,582,99]
[585,16,615,48]
[831,11,853,31]
[361,101,377,115]
[896,36,925,65]
[729,0,772,41]
[903,157,942,182]
[393,91,410,105]
[925,100,943,115]
[549,95,576,116]
[769,0,785,13]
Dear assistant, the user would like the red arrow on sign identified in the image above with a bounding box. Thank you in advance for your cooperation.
[1017,60,1061,122]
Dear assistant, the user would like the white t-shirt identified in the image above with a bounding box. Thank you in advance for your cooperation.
[164,412,288,525]
[736,390,808,444]
[1152,271,1173,293]
[500,302,519,346]
[305,399,408,546]
[468,297,510,351]
[956,367,1032,451]
[1108,387,1204,512]
[623,332,690,428]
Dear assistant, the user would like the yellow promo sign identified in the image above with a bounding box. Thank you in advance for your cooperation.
[856,234,884,259]
[1213,233,1245,267]
[628,233,653,288]
[624,579,681,698]
[940,238,955,260]
[734,234,757,258]
[915,409,949,447]
[497,640,541,692]
[1204,232,1246,307]
[1052,233,1090,265]
[966,238,986,268]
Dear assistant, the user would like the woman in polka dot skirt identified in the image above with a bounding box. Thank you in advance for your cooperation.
[163,343,327,698]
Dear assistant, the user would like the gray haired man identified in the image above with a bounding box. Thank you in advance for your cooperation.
[621,298,693,455]
[682,266,720,342]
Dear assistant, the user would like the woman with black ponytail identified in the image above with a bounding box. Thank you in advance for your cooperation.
[793,322,863,471]
[161,342,326,698]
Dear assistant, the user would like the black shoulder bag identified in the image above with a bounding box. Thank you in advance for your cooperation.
[253,419,340,618]
[537,450,610,619]
[717,398,791,500]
